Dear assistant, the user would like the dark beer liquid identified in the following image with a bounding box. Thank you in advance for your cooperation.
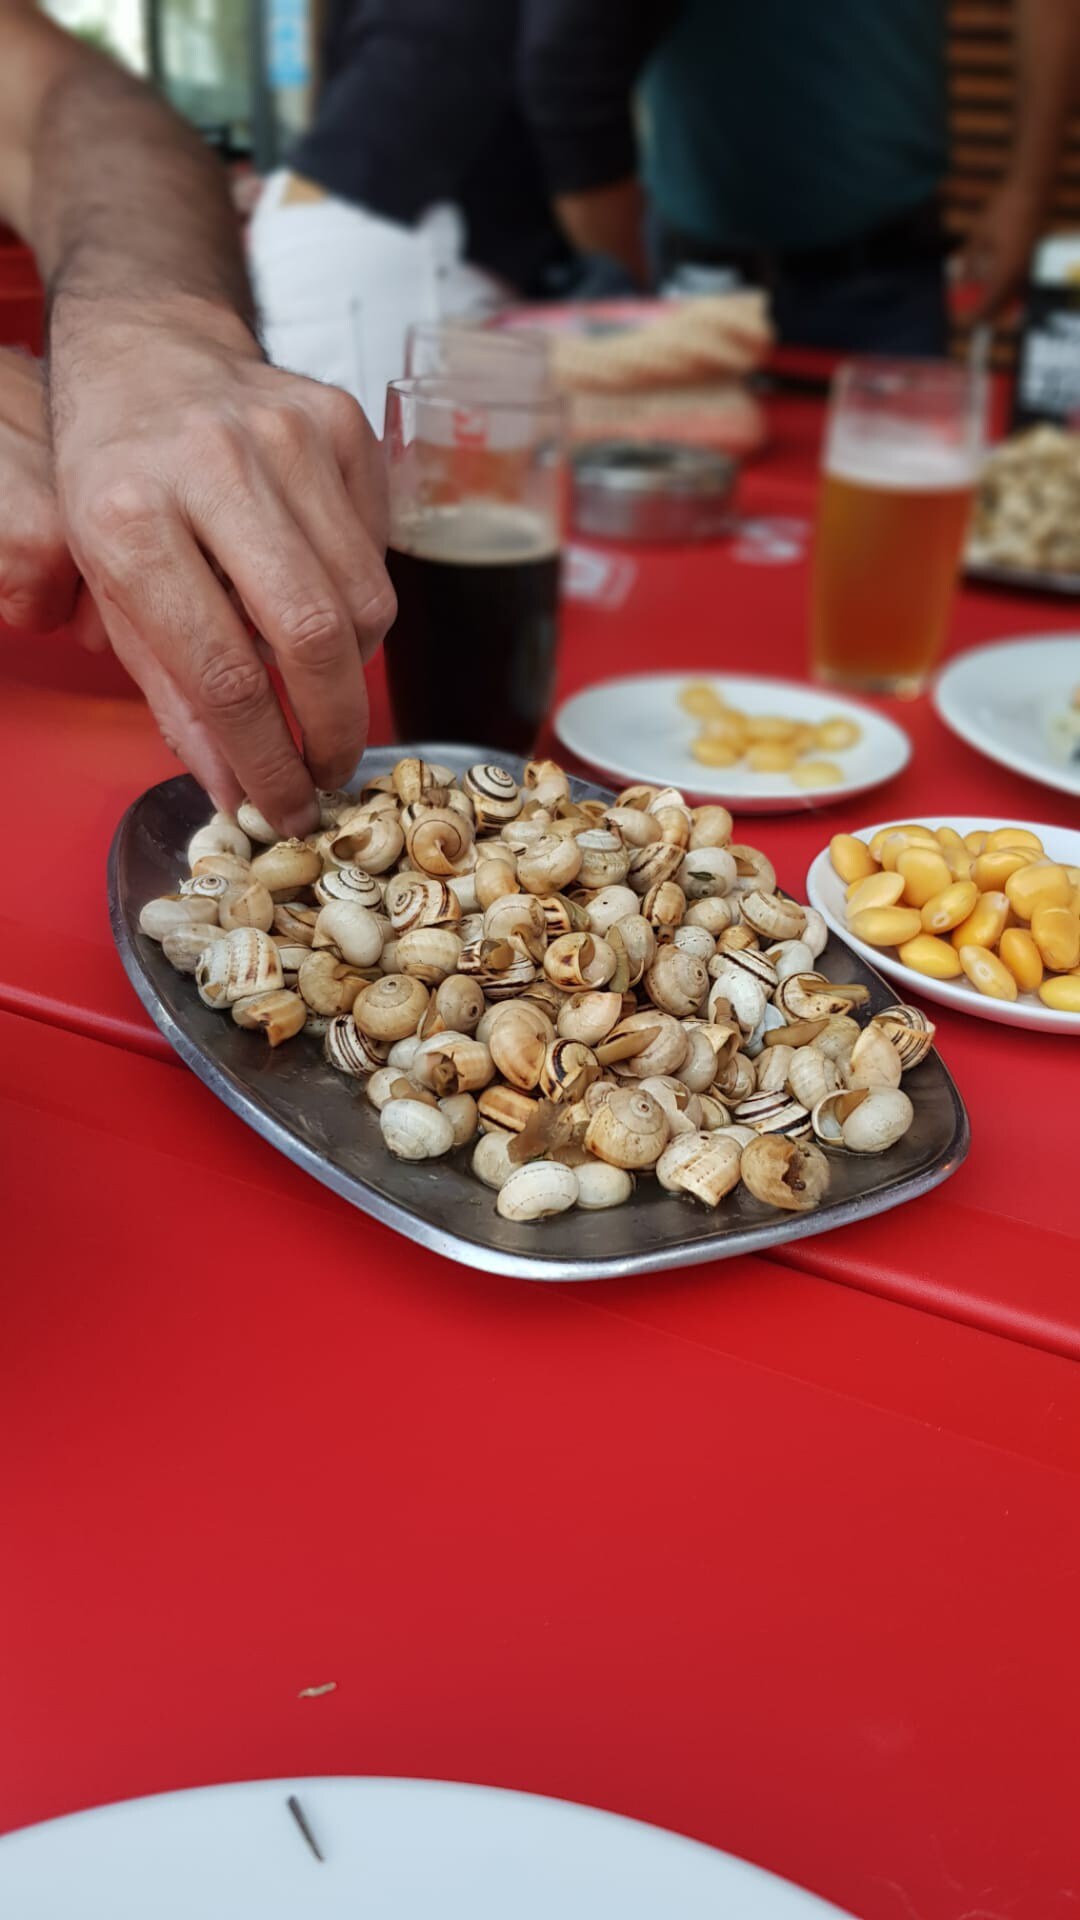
[385,504,560,752]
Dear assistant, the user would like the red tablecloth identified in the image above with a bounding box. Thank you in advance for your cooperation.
[2,411,1077,1356]
[4,1005,1080,1920]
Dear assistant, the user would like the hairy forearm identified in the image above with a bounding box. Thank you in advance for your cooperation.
[0,5,253,334]
[1011,0,1080,198]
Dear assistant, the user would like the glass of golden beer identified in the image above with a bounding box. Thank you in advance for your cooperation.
[811,360,985,696]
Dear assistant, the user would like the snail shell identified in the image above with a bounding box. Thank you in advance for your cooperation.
[677,847,737,900]
[395,926,464,985]
[536,892,591,939]
[641,880,686,933]
[543,932,618,992]
[637,1075,701,1137]
[312,901,385,967]
[179,873,229,902]
[814,1086,915,1154]
[739,890,807,942]
[411,1032,495,1097]
[582,883,638,936]
[556,990,624,1048]
[475,855,520,910]
[314,865,385,910]
[574,829,630,890]
[732,1090,812,1138]
[684,896,738,937]
[869,1003,936,1070]
[643,946,708,1019]
[380,1098,455,1160]
[811,1013,862,1067]
[472,1127,518,1190]
[189,851,252,885]
[674,1025,726,1094]
[405,807,475,878]
[740,1135,830,1211]
[658,1131,743,1207]
[800,906,829,960]
[186,813,251,865]
[847,1025,904,1091]
[597,1011,690,1079]
[297,949,369,1016]
[249,838,322,895]
[764,939,814,983]
[756,1043,795,1094]
[274,901,320,943]
[236,801,279,844]
[496,1160,579,1223]
[483,893,548,961]
[439,1093,479,1148]
[392,756,446,806]
[539,1039,600,1104]
[219,878,275,933]
[672,924,716,964]
[774,972,870,1022]
[728,845,778,898]
[697,1093,734,1131]
[354,972,429,1041]
[584,1086,671,1169]
[627,840,684,894]
[689,805,734,850]
[332,814,405,873]
[787,1045,841,1113]
[462,762,523,829]
[161,922,228,974]
[324,1014,389,1077]
[574,1161,634,1210]
[476,1084,539,1133]
[523,758,571,808]
[486,1001,551,1091]
[433,973,486,1035]
[603,806,662,848]
[196,927,283,1007]
[611,914,656,986]
[517,834,583,895]
[384,874,461,933]
[230,988,306,1046]
[708,966,767,1039]
[140,893,220,941]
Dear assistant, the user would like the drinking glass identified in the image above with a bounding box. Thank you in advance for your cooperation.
[404,320,554,398]
[382,377,566,752]
[810,359,985,696]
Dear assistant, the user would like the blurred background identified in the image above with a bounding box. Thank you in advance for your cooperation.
[30,0,1080,368]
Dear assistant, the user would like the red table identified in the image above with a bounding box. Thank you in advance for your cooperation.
[4,1007,1080,1920]
[2,407,1078,1356]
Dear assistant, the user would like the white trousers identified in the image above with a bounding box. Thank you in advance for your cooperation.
[248,172,504,433]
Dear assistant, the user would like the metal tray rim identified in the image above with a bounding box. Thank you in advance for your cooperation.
[108,750,970,1284]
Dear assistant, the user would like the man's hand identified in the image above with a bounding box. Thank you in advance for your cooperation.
[51,300,396,835]
[958,176,1044,324]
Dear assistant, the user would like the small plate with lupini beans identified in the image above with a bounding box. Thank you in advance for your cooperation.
[806,817,1080,1033]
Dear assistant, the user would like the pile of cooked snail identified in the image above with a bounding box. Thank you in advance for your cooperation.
[139,755,937,1226]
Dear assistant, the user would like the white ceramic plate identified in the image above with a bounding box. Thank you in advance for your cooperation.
[0,1777,853,1919]
[807,815,1080,1034]
[555,673,911,813]
[933,635,1080,800]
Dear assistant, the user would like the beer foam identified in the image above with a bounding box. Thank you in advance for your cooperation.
[393,501,558,566]
[826,426,979,492]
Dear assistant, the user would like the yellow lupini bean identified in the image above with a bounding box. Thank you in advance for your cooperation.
[691,737,741,767]
[935,825,969,872]
[790,760,843,788]
[949,891,1010,950]
[880,827,943,871]
[999,928,1044,993]
[746,741,800,772]
[869,823,930,863]
[982,826,1044,855]
[973,846,1039,891]
[1004,862,1073,921]
[848,906,924,947]
[895,846,952,908]
[815,717,862,752]
[678,683,726,719]
[744,716,801,744]
[829,833,877,884]
[847,871,906,915]
[1031,904,1080,973]
[963,830,988,855]
[1039,976,1080,1012]
[897,934,964,980]
[921,879,978,933]
[958,944,1019,1002]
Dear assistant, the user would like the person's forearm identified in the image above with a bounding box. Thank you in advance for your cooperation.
[554,179,648,283]
[1010,0,1080,201]
[0,4,253,333]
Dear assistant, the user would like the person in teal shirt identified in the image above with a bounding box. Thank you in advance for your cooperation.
[521,0,1080,353]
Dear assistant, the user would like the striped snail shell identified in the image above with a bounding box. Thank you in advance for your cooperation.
[315,865,385,910]
[324,1015,390,1077]
[731,1090,812,1139]
[463,763,523,829]
[384,873,461,933]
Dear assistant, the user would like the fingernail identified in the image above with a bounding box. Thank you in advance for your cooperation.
[282,804,320,839]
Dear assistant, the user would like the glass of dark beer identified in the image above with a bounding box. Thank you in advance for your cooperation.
[382,377,566,752]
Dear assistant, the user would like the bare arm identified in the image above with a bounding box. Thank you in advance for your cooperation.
[960,0,1080,320]
[519,0,675,286]
[0,3,394,833]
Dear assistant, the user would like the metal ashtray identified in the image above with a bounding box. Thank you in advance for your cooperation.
[571,440,738,544]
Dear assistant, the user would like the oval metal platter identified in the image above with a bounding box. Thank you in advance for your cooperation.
[108,743,970,1283]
